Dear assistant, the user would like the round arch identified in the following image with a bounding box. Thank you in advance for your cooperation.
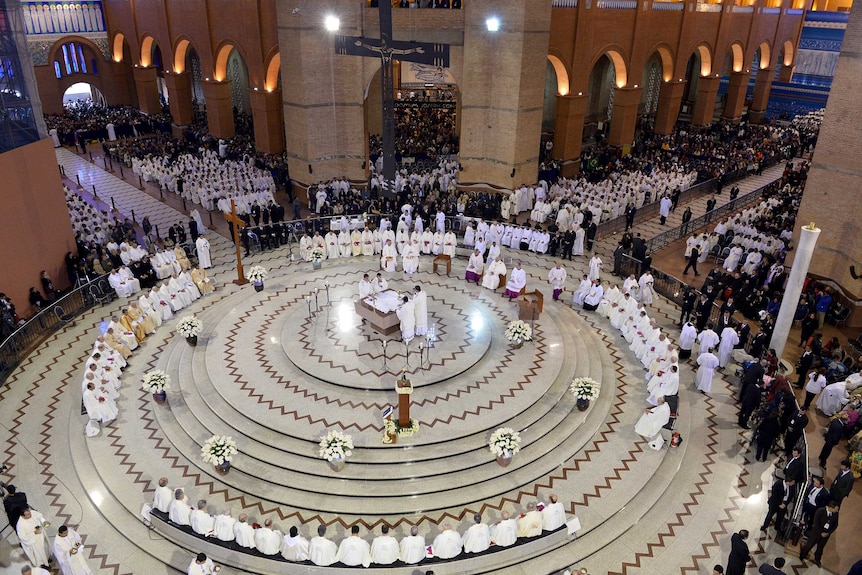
[48,35,104,68]
[781,40,794,66]
[112,32,125,63]
[174,38,195,74]
[694,44,712,76]
[729,42,745,72]
[547,54,570,96]
[604,50,628,88]
[140,35,154,67]
[758,41,772,69]
[213,41,250,82]
[265,52,281,92]
[649,45,675,82]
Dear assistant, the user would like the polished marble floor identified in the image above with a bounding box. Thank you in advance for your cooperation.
[0,152,852,575]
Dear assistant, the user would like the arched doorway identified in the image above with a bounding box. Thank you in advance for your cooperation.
[681,46,712,117]
[585,54,618,143]
[63,82,106,107]
[186,47,206,123]
[637,53,665,124]
[226,49,251,125]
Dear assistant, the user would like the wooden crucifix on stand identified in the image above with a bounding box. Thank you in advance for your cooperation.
[334,0,450,196]
[223,199,249,286]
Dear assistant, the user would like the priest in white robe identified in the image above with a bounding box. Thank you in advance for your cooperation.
[634,396,671,439]
[647,365,680,405]
[336,525,372,567]
[541,494,566,531]
[338,230,351,258]
[281,526,310,561]
[187,553,217,575]
[465,249,484,283]
[588,255,603,281]
[413,286,428,336]
[490,511,517,547]
[583,281,604,311]
[399,526,425,564]
[483,258,506,290]
[678,321,697,360]
[432,523,463,559]
[504,263,526,299]
[402,240,420,274]
[234,514,255,548]
[325,231,339,259]
[213,509,236,542]
[717,326,740,368]
[443,231,457,257]
[309,525,338,566]
[397,296,416,342]
[548,262,567,301]
[190,500,214,536]
[572,275,591,306]
[153,477,172,513]
[638,271,654,306]
[108,270,134,298]
[195,235,212,269]
[695,348,719,394]
[255,519,282,555]
[17,508,51,568]
[53,525,93,575]
[463,513,491,553]
[83,381,117,424]
[168,489,191,526]
[370,524,400,565]
[696,325,720,356]
[359,274,373,299]
[381,240,398,272]
[517,502,543,537]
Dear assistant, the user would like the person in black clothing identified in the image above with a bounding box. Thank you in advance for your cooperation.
[671,188,681,211]
[794,346,815,389]
[188,218,199,242]
[738,380,762,429]
[679,289,697,326]
[3,484,28,529]
[585,221,597,251]
[176,222,187,245]
[799,313,818,346]
[683,246,700,276]
[725,530,751,575]
[740,359,766,400]
[783,408,808,456]
[561,229,574,260]
[624,204,636,231]
[612,242,625,276]
[755,411,781,462]
[251,203,262,226]
[694,294,712,331]
[706,197,717,212]
[760,477,796,534]
[680,206,693,234]
[818,414,847,468]
[28,288,47,309]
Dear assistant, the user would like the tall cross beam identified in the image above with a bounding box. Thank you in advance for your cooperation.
[335,1,449,197]
[223,199,249,286]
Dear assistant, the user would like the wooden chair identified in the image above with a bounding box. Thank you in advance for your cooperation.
[432,254,451,276]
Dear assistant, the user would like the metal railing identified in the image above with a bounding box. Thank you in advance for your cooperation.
[652,2,685,10]
[552,0,579,6]
[0,274,110,383]
[596,0,637,8]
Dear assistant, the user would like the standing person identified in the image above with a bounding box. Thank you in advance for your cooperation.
[682,245,700,276]
[187,552,218,575]
[195,234,212,269]
[829,459,854,506]
[695,347,719,395]
[671,188,681,212]
[585,221,597,251]
[725,529,751,575]
[53,525,94,575]
[397,296,416,343]
[717,325,739,369]
[679,289,697,326]
[638,270,654,306]
[548,262,567,301]
[758,557,787,575]
[783,408,808,456]
[624,203,636,231]
[755,411,782,462]
[588,254,603,282]
[659,195,672,225]
[799,500,839,567]
[815,288,833,328]
[802,367,827,410]
[794,346,815,389]
[16,508,51,569]
[413,286,428,336]
[760,477,796,535]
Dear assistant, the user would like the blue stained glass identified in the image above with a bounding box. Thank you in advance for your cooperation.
[78,45,86,73]
[62,44,71,75]
[54,60,61,78]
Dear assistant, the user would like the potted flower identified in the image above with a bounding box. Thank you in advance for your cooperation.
[201,434,238,473]
[177,315,203,346]
[246,265,268,291]
[570,377,600,411]
[489,427,522,466]
[142,370,170,403]
[310,247,325,270]
[318,430,354,472]
[504,320,533,348]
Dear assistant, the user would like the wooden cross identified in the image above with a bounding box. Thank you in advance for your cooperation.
[223,199,249,286]
[335,1,449,195]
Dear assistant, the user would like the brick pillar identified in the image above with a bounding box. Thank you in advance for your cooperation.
[103,61,133,107]
[607,87,641,153]
[203,79,235,139]
[749,68,774,124]
[778,65,793,83]
[654,80,685,135]
[132,66,161,115]
[553,93,588,177]
[721,72,750,122]
[690,76,720,126]
[250,88,285,154]
[164,72,193,127]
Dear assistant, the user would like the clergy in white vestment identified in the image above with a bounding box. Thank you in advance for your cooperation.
[816,381,849,416]
[695,349,719,394]
[634,396,671,439]
[159,280,182,312]
[361,228,374,256]
[380,240,398,272]
[153,477,172,513]
[338,230,351,258]
[678,321,697,360]
[335,525,372,567]
[359,274,373,299]
[572,275,591,306]
[233,514,255,548]
[169,275,193,308]
[83,382,117,424]
[583,281,604,311]
[370,524,400,564]
[255,519,282,555]
[443,231,457,257]
[413,286,428,336]
[187,553,217,575]
[373,273,389,293]
[465,249,484,283]
[149,287,173,323]
[486,242,501,264]
[17,508,51,568]
[638,272,654,306]
[504,264,526,299]
[717,326,740,368]
[108,270,134,298]
[420,229,433,254]
[281,526,310,561]
[397,296,416,342]
[548,262,567,301]
[541,494,566,531]
[399,526,426,564]
[490,511,517,547]
[463,513,491,553]
[325,231,339,259]
[299,234,313,261]
[647,365,680,406]
[696,325,720,356]
[483,258,506,290]
[212,509,236,542]
[168,489,191,526]
[588,255,603,281]
[53,525,93,575]
[190,500,214,536]
[402,241,420,274]
[195,236,212,269]
[351,229,363,256]
[517,502,543,537]
[432,523,463,559]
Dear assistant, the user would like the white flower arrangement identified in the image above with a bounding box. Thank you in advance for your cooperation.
[318,430,354,462]
[310,247,325,262]
[201,435,238,466]
[505,320,533,343]
[176,315,202,338]
[570,377,601,401]
[489,427,522,457]
[142,370,170,393]
[246,265,268,283]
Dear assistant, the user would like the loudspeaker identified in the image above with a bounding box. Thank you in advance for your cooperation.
[510,168,516,178]
[308,164,313,174]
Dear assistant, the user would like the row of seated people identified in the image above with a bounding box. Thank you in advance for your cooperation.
[152,480,572,567]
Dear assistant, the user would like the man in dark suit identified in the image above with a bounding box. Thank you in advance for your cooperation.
[2,484,28,529]
[758,557,787,575]
[799,500,839,567]
[725,529,751,575]
[829,459,854,506]
[783,447,805,484]
[795,346,815,389]
[585,221,597,252]
[624,203,636,231]
[783,407,808,456]
[739,359,766,401]
[801,475,830,527]
[760,478,796,534]
[819,413,848,468]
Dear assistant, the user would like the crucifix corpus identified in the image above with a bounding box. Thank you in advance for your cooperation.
[334,1,450,196]
[223,199,249,286]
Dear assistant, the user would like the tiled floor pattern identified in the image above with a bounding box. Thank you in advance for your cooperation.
[0,155,846,575]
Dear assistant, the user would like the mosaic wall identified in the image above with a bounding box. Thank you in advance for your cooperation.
[22,1,105,35]
[28,33,108,65]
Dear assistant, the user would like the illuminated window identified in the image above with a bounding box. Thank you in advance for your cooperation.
[62,44,71,75]
[78,45,87,73]
[54,61,62,78]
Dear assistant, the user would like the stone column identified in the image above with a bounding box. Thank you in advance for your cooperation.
[721,72,750,122]
[553,93,588,177]
[653,80,685,135]
[749,68,774,123]
[203,79,235,139]
[690,76,720,126]
[133,66,161,115]
[164,72,193,127]
[250,89,285,154]
[778,64,793,83]
[770,224,820,360]
[607,87,641,153]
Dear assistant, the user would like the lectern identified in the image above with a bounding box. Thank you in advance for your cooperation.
[396,374,413,428]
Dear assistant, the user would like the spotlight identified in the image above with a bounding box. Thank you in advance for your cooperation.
[486,17,500,32]
[325,15,340,31]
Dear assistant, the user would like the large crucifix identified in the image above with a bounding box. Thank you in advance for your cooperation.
[334,1,450,196]
[223,199,249,286]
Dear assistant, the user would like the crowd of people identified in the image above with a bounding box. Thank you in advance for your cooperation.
[151,477,568,568]
[45,103,171,147]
